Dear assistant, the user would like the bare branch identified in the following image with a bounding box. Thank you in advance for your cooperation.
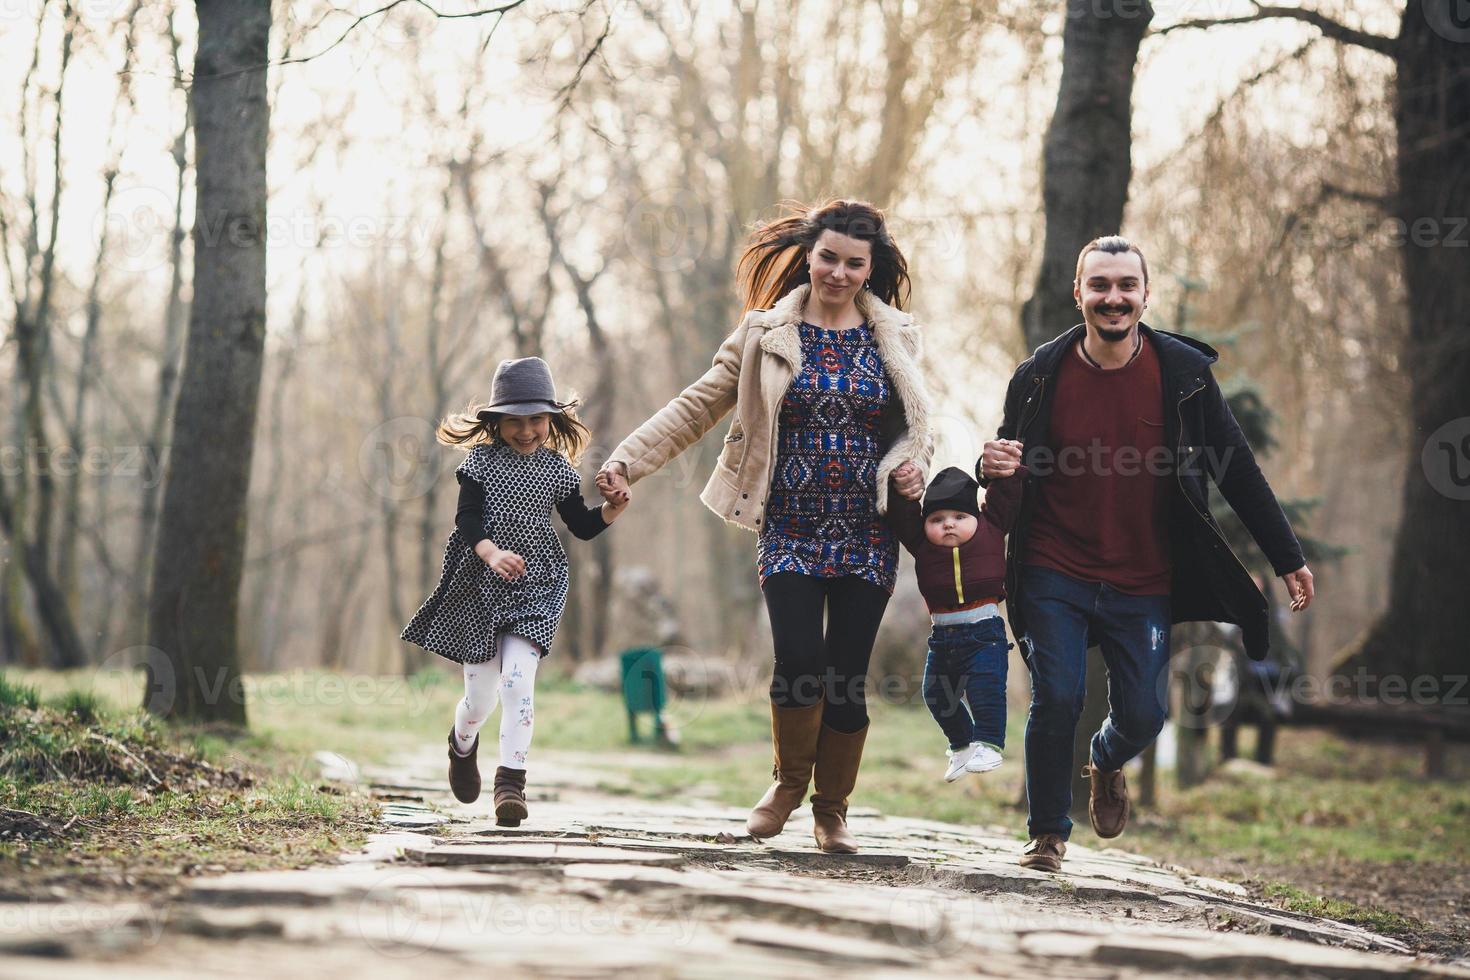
[554,1,611,112]
[1320,181,1391,212]
[175,0,533,82]
[1151,2,1397,58]
[1139,38,1319,181]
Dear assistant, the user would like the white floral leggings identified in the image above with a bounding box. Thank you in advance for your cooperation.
[452,634,540,769]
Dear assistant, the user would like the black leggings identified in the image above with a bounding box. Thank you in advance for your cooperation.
[762,572,891,733]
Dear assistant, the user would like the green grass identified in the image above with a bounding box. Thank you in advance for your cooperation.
[0,670,377,896]
[1262,882,1423,936]
[0,672,39,710]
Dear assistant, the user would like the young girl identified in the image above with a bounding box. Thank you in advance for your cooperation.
[400,356,627,826]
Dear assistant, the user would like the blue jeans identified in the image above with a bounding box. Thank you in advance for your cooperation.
[922,616,1009,751]
[1018,565,1172,840]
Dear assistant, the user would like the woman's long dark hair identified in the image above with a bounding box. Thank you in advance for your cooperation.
[735,199,911,314]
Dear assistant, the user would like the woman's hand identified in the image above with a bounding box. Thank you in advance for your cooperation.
[596,461,631,505]
[891,461,924,500]
[476,540,527,581]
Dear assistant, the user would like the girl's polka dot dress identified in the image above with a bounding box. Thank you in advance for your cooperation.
[401,444,585,663]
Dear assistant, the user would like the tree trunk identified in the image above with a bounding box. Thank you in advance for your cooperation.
[145,0,270,725]
[1137,740,1157,807]
[1021,0,1153,351]
[1342,3,1470,697]
[1173,631,1212,789]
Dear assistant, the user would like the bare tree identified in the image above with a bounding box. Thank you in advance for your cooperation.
[0,0,88,669]
[58,1,146,609]
[539,178,616,658]
[1156,1,1470,699]
[145,0,271,724]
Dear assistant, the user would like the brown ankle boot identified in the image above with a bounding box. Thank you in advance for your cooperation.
[746,701,824,840]
[810,723,868,854]
[1084,760,1130,839]
[447,729,481,803]
[493,766,528,827]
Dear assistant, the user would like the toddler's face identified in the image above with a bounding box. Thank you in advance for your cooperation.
[924,509,978,548]
[499,413,552,454]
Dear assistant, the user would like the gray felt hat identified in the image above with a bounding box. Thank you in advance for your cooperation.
[476,357,574,420]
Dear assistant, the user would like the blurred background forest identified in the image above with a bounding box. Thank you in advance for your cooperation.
[0,0,1455,699]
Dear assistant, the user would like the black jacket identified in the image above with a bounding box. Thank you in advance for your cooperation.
[983,324,1304,661]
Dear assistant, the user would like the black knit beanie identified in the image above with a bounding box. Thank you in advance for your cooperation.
[921,467,981,520]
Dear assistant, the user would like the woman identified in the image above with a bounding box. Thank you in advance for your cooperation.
[597,199,933,853]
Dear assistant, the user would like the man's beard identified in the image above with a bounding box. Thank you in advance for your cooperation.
[1090,305,1136,342]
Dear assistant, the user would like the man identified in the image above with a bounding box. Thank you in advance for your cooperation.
[980,236,1315,872]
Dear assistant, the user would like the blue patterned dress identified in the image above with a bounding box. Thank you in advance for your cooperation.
[757,321,898,592]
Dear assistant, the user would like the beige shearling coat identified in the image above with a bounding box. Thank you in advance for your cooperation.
[607,283,935,534]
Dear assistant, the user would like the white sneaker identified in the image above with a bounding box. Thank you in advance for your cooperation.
[944,744,976,782]
[965,742,1003,773]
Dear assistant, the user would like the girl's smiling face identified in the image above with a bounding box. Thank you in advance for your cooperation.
[499,413,552,454]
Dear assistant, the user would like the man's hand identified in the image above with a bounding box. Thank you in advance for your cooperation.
[476,540,527,581]
[891,461,924,500]
[1282,565,1314,612]
[595,461,631,505]
[980,439,1024,479]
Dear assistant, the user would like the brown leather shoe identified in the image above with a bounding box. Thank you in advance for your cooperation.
[1019,833,1067,872]
[810,723,868,854]
[746,701,825,840]
[493,766,528,827]
[1084,760,1130,839]
[447,729,480,804]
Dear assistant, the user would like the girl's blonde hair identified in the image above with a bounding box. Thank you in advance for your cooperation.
[435,394,592,465]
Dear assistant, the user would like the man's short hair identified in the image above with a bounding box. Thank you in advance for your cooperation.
[1075,236,1149,286]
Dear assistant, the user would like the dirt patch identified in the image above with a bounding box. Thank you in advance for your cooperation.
[1,708,254,797]
[1184,855,1470,960]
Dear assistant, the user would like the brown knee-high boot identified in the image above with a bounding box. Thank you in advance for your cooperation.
[746,701,825,839]
[810,723,868,854]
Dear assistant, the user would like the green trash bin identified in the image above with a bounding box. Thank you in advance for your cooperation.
[619,647,673,745]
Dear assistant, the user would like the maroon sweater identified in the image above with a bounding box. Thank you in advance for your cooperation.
[890,469,1025,613]
[1026,337,1172,594]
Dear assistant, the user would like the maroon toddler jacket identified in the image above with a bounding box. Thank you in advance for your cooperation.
[889,467,1027,613]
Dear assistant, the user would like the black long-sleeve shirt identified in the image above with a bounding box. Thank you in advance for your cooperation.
[454,471,610,548]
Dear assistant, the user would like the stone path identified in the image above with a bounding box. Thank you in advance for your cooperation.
[2,746,1466,978]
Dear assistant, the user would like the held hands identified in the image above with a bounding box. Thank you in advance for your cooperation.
[599,487,631,522]
[980,438,1025,479]
[475,539,526,581]
[595,461,631,507]
[1282,565,1315,612]
[891,461,924,500]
